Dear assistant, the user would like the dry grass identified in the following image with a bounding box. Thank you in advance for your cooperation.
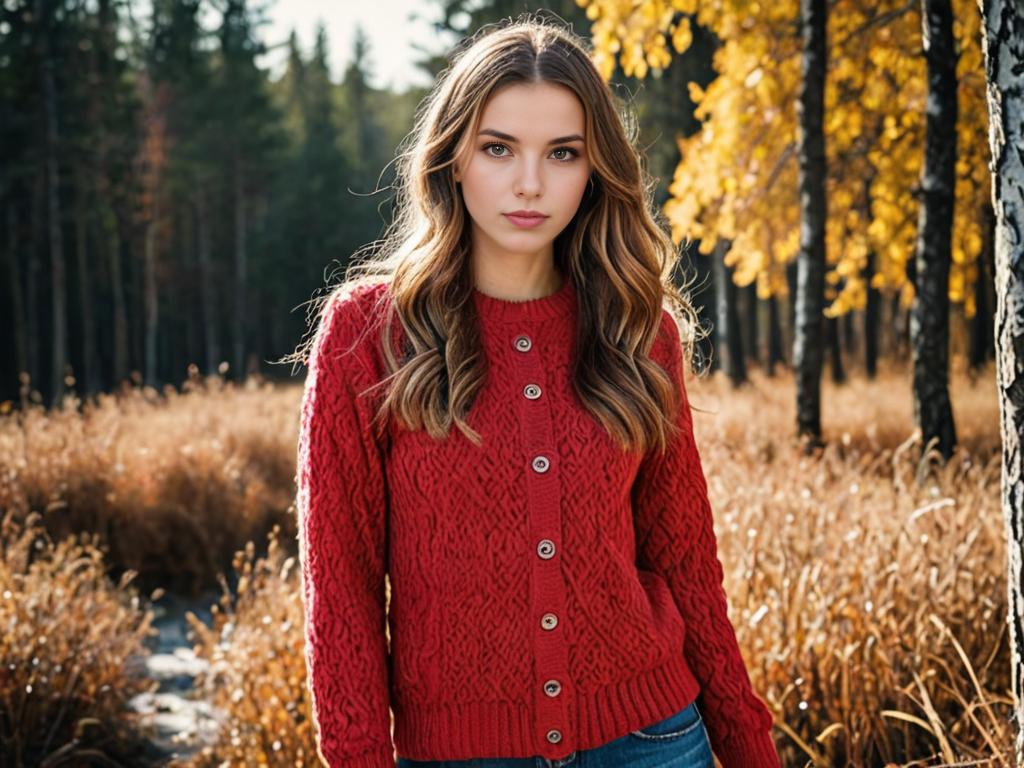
[687,358,1007,766]
[175,528,322,767]
[0,358,1009,766]
[0,509,158,767]
[0,372,300,597]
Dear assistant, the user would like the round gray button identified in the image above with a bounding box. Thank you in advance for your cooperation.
[541,613,558,630]
[544,679,562,697]
[546,729,562,744]
[523,383,541,399]
[514,335,532,352]
[532,455,550,473]
[537,539,555,559]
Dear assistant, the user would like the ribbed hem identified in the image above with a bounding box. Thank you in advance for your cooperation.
[711,725,781,768]
[472,271,576,324]
[392,650,700,761]
[319,742,395,768]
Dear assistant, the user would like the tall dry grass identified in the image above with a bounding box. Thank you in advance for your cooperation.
[0,509,159,767]
[176,527,323,767]
[0,372,300,597]
[687,358,1008,766]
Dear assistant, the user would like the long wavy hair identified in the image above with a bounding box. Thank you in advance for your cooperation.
[286,14,706,457]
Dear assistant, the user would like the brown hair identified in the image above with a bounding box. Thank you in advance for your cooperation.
[285,13,705,457]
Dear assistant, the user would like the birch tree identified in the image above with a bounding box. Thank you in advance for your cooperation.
[976,0,1024,761]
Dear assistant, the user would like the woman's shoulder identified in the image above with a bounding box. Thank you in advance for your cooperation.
[315,279,394,366]
[325,277,391,318]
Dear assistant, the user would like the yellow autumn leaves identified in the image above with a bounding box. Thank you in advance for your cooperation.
[578,0,989,318]
[578,0,700,79]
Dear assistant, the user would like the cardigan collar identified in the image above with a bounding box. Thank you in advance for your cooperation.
[472,271,576,324]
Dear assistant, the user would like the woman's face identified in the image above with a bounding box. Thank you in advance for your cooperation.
[454,81,592,263]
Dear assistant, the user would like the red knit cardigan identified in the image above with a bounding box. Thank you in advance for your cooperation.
[295,274,780,767]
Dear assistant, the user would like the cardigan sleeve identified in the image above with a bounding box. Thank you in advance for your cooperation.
[631,310,780,768]
[296,289,395,768]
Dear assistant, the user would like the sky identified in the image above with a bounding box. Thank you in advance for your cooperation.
[257,1,456,92]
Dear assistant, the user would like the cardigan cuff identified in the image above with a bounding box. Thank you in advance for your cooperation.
[712,726,781,768]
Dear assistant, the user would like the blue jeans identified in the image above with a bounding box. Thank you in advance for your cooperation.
[395,699,714,768]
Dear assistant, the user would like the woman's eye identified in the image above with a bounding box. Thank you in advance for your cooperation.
[482,143,579,162]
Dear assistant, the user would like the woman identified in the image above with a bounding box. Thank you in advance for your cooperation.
[294,15,780,768]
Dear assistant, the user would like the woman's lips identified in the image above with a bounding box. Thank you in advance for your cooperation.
[503,213,549,229]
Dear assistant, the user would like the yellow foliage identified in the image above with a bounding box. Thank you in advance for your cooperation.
[688,79,706,103]
[578,0,991,315]
[672,17,693,53]
[900,280,916,310]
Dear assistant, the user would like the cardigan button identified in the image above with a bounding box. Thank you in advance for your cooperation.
[546,729,562,744]
[513,335,532,352]
[541,613,558,630]
[537,539,555,559]
[532,455,550,473]
[523,383,541,399]
[543,679,562,697]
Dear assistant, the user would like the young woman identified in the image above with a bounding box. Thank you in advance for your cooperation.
[294,15,780,768]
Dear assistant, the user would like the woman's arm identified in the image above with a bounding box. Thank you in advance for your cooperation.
[631,310,780,768]
[296,289,394,768]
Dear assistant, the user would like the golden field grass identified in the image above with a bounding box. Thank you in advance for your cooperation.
[1,373,300,597]
[0,358,1007,767]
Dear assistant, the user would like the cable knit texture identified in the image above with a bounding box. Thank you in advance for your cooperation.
[295,273,780,768]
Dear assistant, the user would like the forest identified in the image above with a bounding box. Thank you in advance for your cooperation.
[0,0,722,405]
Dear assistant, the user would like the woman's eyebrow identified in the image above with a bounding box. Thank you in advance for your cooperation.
[478,128,585,144]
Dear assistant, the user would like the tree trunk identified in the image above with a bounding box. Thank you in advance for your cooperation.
[890,293,906,360]
[911,0,958,461]
[971,199,996,370]
[794,0,828,448]
[861,174,880,378]
[102,202,129,385]
[977,0,1024,761]
[73,170,100,395]
[767,293,784,376]
[42,46,66,406]
[95,0,128,387]
[195,184,219,376]
[233,155,247,380]
[782,259,798,360]
[743,281,759,369]
[182,199,200,373]
[92,117,128,384]
[5,202,28,387]
[786,259,798,365]
[827,315,845,383]
[713,239,746,386]
[841,307,856,361]
[864,250,880,379]
[27,170,43,393]
[144,207,159,387]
